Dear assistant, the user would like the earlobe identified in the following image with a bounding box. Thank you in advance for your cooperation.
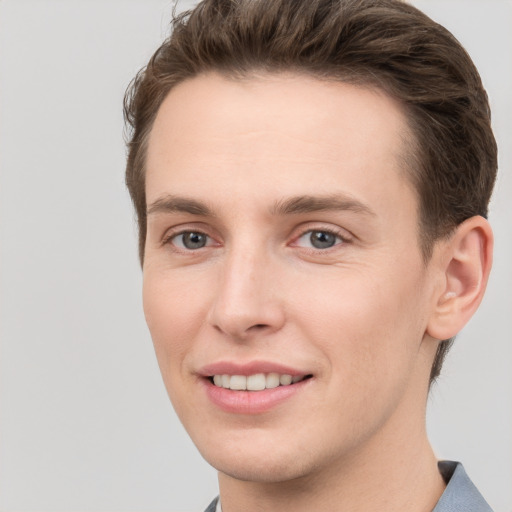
[427,216,493,341]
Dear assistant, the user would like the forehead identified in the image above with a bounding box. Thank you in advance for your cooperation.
[146,72,417,219]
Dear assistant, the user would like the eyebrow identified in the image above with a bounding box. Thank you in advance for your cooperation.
[147,195,214,217]
[146,193,376,218]
[270,194,376,217]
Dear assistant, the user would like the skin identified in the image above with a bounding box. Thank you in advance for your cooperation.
[142,73,492,512]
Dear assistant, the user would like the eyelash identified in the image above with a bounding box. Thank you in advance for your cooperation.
[162,226,352,253]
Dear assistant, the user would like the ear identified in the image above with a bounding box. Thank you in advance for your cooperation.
[427,216,493,341]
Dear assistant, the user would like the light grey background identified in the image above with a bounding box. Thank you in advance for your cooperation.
[0,1,510,511]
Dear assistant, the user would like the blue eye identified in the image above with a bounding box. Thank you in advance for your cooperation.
[296,230,343,249]
[172,231,210,250]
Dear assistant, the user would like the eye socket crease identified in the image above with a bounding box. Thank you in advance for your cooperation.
[146,192,374,251]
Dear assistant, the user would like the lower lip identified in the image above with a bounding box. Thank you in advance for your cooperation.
[202,378,310,414]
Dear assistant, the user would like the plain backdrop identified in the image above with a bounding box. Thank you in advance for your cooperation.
[0,1,510,511]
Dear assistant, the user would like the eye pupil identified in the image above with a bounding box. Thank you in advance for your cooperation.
[183,232,207,249]
[310,231,336,249]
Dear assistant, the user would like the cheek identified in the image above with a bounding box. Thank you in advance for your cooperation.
[292,263,429,385]
[292,270,430,444]
[142,271,207,375]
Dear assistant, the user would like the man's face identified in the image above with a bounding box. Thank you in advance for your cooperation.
[143,73,440,483]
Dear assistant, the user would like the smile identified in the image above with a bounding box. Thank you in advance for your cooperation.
[211,373,307,391]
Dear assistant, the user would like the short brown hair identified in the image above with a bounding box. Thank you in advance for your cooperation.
[124,0,497,383]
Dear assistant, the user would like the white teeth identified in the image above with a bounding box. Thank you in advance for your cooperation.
[279,374,292,386]
[212,373,305,390]
[229,375,247,390]
[247,373,266,391]
[265,373,280,389]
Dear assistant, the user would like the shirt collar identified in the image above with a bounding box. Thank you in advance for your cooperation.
[433,461,493,512]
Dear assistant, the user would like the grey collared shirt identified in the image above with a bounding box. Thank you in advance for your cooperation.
[433,461,493,512]
[204,461,493,512]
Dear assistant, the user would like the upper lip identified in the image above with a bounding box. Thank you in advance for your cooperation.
[198,360,308,377]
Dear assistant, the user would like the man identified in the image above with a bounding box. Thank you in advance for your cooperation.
[124,0,497,510]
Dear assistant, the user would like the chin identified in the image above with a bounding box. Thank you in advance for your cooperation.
[191,427,327,484]
[206,449,312,483]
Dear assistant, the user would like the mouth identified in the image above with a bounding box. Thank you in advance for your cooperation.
[199,363,314,414]
[208,373,312,391]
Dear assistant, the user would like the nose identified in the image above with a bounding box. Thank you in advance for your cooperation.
[208,246,286,341]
